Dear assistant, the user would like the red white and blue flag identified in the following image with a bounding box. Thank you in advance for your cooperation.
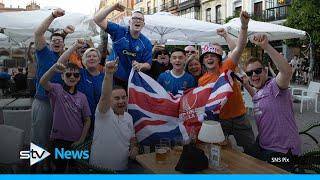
[128,70,233,145]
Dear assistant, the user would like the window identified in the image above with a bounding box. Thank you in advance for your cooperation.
[147,1,151,14]
[206,8,211,22]
[254,2,263,18]
[179,7,199,19]
[216,5,221,24]
[179,0,188,4]
[136,0,143,4]
[234,6,241,16]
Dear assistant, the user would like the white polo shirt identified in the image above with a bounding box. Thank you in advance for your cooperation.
[89,108,134,171]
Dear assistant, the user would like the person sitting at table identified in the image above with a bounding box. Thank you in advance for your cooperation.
[89,60,139,172]
[244,34,301,172]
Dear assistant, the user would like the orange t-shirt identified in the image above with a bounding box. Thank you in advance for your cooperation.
[69,52,83,68]
[198,58,246,120]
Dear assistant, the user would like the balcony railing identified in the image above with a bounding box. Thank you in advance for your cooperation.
[160,0,178,11]
[231,4,290,22]
[265,4,290,22]
[211,19,224,24]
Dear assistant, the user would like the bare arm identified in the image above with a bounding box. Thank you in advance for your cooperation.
[129,137,139,160]
[71,116,91,147]
[251,34,292,89]
[217,28,236,51]
[230,11,249,65]
[94,3,125,30]
[27,42,35,62]
[34,8,65,50]
[57,39,85,65]
[132,61,151,72]
[97,60,118,113]
[242,76,256,97]
[40,63,65,91]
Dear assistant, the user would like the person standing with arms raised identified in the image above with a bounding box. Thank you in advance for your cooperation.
[32,8,74,172]
[94,3,152,89]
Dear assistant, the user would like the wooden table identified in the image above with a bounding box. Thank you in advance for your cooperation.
[136,147,289,174]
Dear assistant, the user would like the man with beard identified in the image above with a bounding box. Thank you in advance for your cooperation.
[32,8,74,172]
[94,3,152,89]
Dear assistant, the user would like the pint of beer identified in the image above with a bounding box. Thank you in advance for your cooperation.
[173,146,183,154]
[156,145,167,164]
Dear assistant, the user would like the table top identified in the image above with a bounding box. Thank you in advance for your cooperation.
[0,98,16,109]
[2,98,32,110]
[136,147,289,174]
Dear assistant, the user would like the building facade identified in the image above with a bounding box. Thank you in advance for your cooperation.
[0,0,39,13]
[98,0,134,22]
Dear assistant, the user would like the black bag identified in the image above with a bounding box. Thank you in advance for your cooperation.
[175,143,209,173]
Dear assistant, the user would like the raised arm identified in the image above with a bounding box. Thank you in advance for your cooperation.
[242,75,256,97]
[57,39,85,65]
[251,34,292,89]
[217,28,236,51]
[93,3,126,30]
[27,42,35,63]
[34,8,65,50]
[97,59,118,113]
[39,63,66,91]
[230,11,249,65]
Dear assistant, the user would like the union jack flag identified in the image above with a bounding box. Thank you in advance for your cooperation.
[128,70,233,145]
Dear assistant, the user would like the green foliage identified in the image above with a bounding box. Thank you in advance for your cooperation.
[285,0,320,47]
[224,11,240,23]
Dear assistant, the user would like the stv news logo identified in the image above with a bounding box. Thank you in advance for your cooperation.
[20,143,50,166]
[20,142,90,166]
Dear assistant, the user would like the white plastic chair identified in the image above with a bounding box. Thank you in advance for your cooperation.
[3,109,31,145]
[292,81,320,113]
[0,125,24,165]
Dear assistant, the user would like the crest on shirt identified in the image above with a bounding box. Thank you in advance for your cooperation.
[135,46,140,51]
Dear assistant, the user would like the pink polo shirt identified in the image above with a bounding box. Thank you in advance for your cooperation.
[253,78,301,155]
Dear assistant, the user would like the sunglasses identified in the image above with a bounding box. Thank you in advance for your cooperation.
[245,68,263,76]
[51,39,63,43]
[160,52,168,55]
[185,50,196,54]
[65,72,80,78]
[131,17,144,22]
